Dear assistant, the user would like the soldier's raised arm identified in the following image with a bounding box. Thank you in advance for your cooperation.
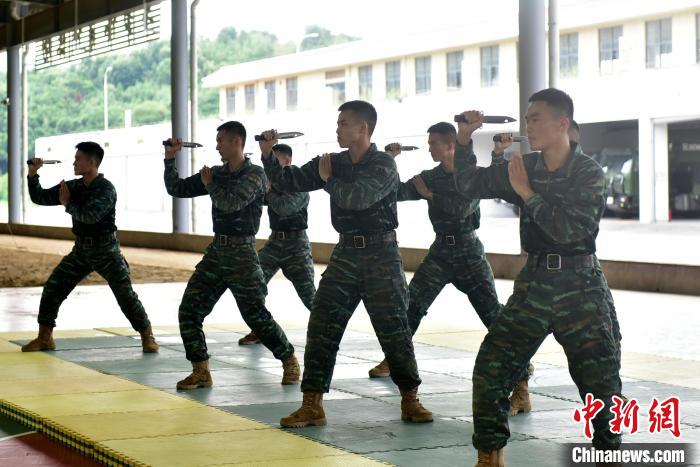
[27,158,63,206]
[453,110,519,204]
[262,152,326,193]
[163,137,208,198]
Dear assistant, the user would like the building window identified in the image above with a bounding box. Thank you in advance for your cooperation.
[358,65,372,100]
[646,18,672,68]
[446,50,463,89]
[286,77,297,111]
[599,26,623,73]
[264,80,276,111]
[325,69,346,106]
[327,83,346,105]
[560,33,578,77]
[696,14,700,63]
[415,56,431,94]
[225,87,236,116]
[385,60,401,100]
[480,45,499,87]
[245,84,255,112]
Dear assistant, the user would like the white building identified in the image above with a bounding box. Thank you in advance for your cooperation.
[203,0,700,223]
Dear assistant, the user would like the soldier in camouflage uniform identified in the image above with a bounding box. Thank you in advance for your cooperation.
[238,143,316,346]
[21,142,159,354]
[163,121,299,391]
[366,124,533,416]
[261,101,433,428]
[453,89,622,467]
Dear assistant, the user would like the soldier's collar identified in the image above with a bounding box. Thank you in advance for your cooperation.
[80,173,104,187]
[341,143,378,165]
[534,142,580,176]
[225,157,251,174]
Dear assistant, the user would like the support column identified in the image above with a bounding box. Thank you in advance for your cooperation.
[653,122,670,222]
[190,0,201,233]
[548,0,559,88]
[638,118,655,223]
[171,0,190,233]
[7,46,21,223]
[518,0,546,153]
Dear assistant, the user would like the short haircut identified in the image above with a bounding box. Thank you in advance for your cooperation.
[427,122,457,144]
[217,121,247,146]
[338,100,377,136]
[272,143,293,157]
[528,88,574,121]
[75,141,104,166]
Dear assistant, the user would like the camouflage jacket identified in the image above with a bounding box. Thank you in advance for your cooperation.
[398,164,480,234]
[27,173,117,236]
[454,141,605,255]
[262,143,399,235]
[164,157,265,236]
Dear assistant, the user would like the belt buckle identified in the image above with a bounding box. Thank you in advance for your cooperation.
[276,231,286,241]
[445,235,456,246]
[353,235,366,249]
[546,254,562,271]
[218,235,228,247]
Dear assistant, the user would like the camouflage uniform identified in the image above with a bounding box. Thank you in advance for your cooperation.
[258,178,315,310]
[263,144,421,393]
[164,157,294,363]
[27,174,151,332]
[454,141,622,451]
[397,166,501,335]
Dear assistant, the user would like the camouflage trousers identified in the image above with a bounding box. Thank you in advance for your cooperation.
[472,259,622,451]
[258,235,316,311]
[601,275,623,367]
[38,239,150,332]
[407,236,501,335]
[407,236,530,382]
[301,241,421,393]
[179,242,294,363]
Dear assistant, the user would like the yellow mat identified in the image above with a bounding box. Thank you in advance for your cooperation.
[0,338,384,466]
[102,430,350,467]
[0,329,113,340]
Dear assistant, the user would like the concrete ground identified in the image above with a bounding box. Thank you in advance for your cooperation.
[1,236,699,466]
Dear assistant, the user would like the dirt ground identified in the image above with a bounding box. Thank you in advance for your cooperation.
[0,247,194,288]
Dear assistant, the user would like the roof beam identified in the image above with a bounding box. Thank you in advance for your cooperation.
[0,0,160,50]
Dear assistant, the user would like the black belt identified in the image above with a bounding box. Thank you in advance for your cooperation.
[338,231,396,249]
[528,253,596,271]
[214,234,256,247]
[75,232,117,247]
[435,231,477,246]
[270,230,307,241]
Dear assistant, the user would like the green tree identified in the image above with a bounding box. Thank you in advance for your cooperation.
[1,25,358,166]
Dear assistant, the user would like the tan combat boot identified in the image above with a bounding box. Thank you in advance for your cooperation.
[238,331,261,345]
[176,360,213,390]
[475,448,505,467]
[280,392,326,427]
[281,354,300,385]
[400,387,433,423]
[139,326,159,353]
[508,378,532,416]
[368,358,390,378]
[21,324,56,352]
